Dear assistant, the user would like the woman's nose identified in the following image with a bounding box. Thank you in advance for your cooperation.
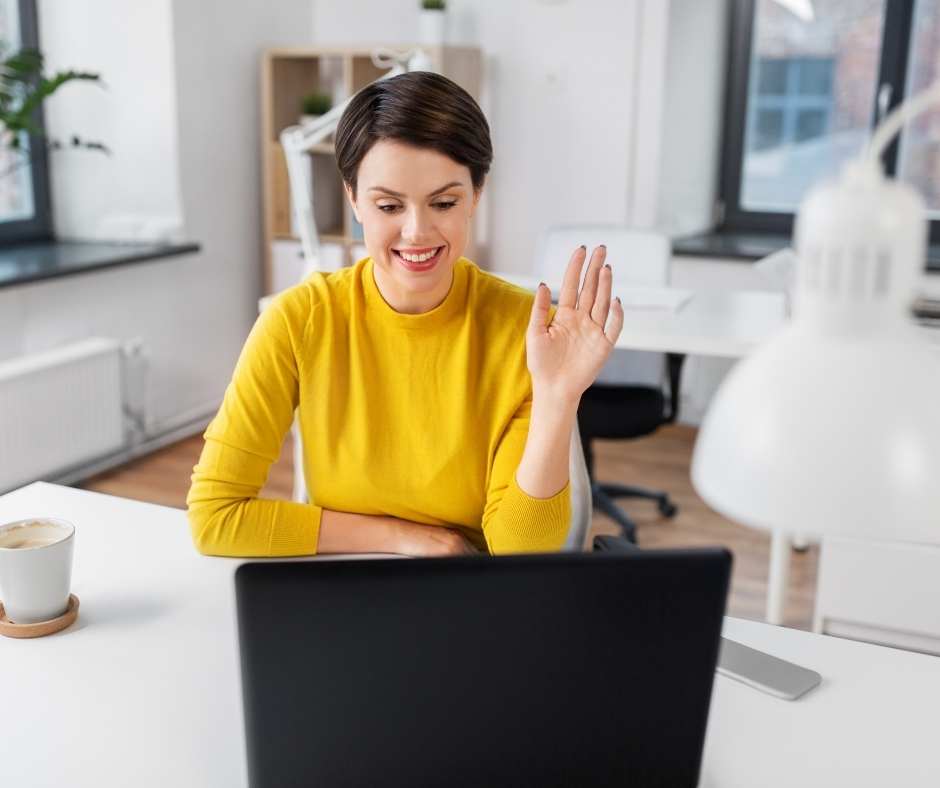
[401,207,432,242]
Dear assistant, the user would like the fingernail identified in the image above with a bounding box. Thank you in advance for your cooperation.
[604,263,611,270]
[615,296,621,303]
[539,281,546,288]
[600,244,607,249]
[579,244,586,250]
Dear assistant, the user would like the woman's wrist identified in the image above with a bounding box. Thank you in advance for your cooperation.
[514,387,579,499]
[530,382,581,416]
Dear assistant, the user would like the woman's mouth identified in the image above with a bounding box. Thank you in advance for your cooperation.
[392,246,445,272]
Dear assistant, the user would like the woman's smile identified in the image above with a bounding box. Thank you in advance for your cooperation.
[392,245,446,273]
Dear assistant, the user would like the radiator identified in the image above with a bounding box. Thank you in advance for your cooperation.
[0,338,125,492]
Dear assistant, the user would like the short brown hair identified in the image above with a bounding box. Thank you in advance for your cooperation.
[335,71,492,196]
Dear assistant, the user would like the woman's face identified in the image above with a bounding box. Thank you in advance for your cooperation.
[346,139,480,314]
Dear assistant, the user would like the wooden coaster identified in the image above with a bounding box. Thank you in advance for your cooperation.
[0,594,79,639]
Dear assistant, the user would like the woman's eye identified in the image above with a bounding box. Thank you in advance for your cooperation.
[433,201,458,211]
[377,204,401,213]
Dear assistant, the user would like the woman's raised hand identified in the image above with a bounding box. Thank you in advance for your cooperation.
[525,245,624,405]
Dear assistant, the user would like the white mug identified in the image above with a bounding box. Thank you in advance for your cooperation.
[0,518,75,624]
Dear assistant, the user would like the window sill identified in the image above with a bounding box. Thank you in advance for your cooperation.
[0,239,201,290]
[673,230,940,274]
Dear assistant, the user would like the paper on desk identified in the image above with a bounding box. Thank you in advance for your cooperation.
[614,286,694,312]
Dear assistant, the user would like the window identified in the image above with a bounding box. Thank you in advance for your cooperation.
[896,0,940,214]
[721,0,940,244]
[0,0,52,244]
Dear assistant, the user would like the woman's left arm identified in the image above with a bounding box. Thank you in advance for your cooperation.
[516,246,623,498]
[481,246,624,554]
[516,244,624,499]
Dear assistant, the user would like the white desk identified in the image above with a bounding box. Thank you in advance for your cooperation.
[2,483,939,787]
[490,271,787,358]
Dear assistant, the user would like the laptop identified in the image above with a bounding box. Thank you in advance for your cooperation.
[235,549,731,788]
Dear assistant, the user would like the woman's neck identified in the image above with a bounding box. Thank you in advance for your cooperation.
[372,265,455,314]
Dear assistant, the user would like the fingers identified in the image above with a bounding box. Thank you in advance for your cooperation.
[528,281,552,333]
[577,245,607,314]
[557,246,587,309]
[605,296,624,345]
[590,263,612,326]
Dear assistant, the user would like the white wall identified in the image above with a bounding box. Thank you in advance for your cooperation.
[656,0,729,236]
[0,0,313,437]
[312,0,643,273]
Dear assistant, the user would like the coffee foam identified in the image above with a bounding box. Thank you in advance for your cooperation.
[0,520,71,550]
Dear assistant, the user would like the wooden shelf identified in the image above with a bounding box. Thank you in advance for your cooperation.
[260,45,482,294]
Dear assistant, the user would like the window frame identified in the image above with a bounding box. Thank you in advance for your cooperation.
[0,0,53,245]
[718,0,939,245]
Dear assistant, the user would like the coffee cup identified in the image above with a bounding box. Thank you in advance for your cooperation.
[0,518,75,624]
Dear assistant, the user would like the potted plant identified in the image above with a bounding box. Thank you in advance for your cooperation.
[299,92,332,126]
[419,0,446,46]
[0,44,108,180]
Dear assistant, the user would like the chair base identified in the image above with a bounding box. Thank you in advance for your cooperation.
[602,482,678,518]
[591,482,679,544]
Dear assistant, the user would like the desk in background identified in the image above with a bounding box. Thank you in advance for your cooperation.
[492,271,940,635]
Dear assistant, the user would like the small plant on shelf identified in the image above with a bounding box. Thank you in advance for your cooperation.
[422,0,446,10]
[300,92,332,118]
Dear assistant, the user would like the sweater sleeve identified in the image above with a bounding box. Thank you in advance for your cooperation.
[481,396,571,555]
[186,290,322,557]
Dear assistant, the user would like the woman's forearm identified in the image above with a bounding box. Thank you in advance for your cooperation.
[514,388,579,498]
[317,509,401,554]
[317,509,478,556]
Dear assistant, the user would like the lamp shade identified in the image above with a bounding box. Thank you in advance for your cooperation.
[691,159,940,544]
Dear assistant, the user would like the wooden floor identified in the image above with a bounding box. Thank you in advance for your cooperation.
[80,424,818,630]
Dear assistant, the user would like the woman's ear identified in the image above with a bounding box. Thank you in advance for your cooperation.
[344,183,361,223]
[470,186,483,218]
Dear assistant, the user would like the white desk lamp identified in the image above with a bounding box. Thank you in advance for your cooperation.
[692,81,940,694]
[279,48,435,275]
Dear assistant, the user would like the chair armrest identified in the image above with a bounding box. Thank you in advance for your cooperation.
[593,535,641,553]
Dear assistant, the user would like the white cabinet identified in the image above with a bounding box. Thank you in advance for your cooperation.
[270,240,350,295]
[814,536,940,655]
[270,240,306,296]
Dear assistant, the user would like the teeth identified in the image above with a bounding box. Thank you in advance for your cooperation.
[399,248,439,263]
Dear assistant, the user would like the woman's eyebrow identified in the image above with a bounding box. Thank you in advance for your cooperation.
[368,181,465,198]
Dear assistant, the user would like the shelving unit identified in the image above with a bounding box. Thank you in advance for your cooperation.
[260,45,482,294]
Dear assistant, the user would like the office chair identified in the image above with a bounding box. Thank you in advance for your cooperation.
[536,225,684,544]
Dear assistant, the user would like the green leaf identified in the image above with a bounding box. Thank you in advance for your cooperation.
[15,70,102,120]
[0,43,106,163]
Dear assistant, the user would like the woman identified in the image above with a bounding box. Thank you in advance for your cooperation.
[187,72,623,557]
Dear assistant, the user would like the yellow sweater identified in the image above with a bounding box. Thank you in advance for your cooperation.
[186,256,571,556]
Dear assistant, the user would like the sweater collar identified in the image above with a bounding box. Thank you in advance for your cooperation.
[362,256,469,330]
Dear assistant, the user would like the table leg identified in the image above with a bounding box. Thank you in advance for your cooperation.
[767,530,792,626]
